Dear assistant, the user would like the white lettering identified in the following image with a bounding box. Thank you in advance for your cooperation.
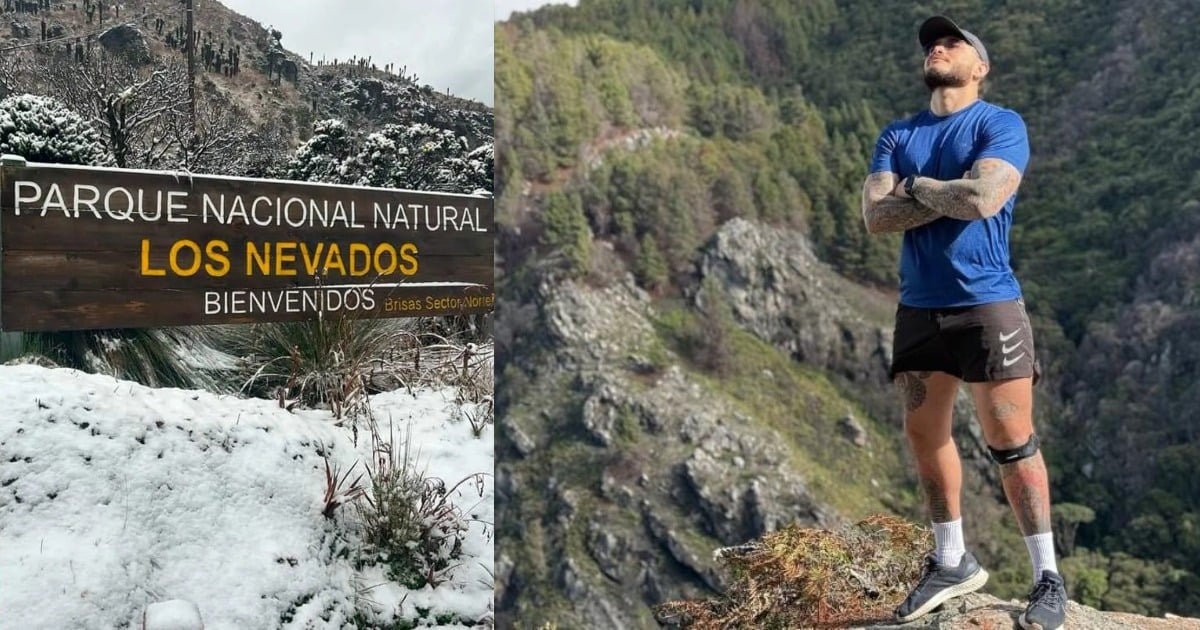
[251,196,273,227]
[204,292,220,315]
[167,191,189,223]
[202,193,223,224]
[41,183,69,217]
[227,196,248,225]
[309,199,328,227]
[135,189,160,222]
[331,200,350,227]
[13,181,40,216]
[103,187,135,221]
[284,197,306,227]
[408,203,422,229]
[74,185,102,219]
[442,205,459,231]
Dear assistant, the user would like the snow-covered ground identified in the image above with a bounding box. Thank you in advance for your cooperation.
[0,364,493,629]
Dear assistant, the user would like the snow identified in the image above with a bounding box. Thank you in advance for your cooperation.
[0,365,493,629]
[143,600,204,630]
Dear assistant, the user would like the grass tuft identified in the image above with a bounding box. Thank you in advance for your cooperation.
[656,514,930,628]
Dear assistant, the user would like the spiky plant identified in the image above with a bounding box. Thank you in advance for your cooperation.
[353,417,473,590]
[226,314,418,420]
[19,327,220,389]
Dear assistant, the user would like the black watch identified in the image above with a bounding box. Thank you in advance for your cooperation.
[904,174,919,196]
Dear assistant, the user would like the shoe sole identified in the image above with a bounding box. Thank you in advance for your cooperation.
[894,568,989,623]
[1018,612,1063,630]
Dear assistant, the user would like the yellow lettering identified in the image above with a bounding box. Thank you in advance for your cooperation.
[140,239,165,276]
[205,240,230,277]
[169,239,202,277]
[373,243,397,274]
[349,243,371,276]
[398,242,419,276]
[323,244,346,275]
[246,242,270,275]
[300,242,325,276]
[275,241,297,276]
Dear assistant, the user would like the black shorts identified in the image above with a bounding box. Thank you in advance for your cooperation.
[889,298,1041,384]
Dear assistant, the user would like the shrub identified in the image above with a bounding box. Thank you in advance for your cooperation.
[0,93,111,165]
[354,417,483,590]
[19,327,219,389]
[227,315,416,421]
[656,515,928,628]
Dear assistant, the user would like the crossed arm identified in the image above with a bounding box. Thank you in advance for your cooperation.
[861,158,1023,234]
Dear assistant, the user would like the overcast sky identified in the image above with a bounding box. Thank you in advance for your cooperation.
[217,0,494,106]
[495,0,579,21]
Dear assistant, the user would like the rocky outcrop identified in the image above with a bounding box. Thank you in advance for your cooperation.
[497,273,853,629]
[99,23,151,66]
[496,220,1025,629]
[697,217,893,384]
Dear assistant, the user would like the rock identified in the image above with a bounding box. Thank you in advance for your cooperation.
[697,218,893,384]
[586,521,625,581]
[839,413,869,447]
[99,24,152,65]
[501,415,536,456]
[847,592,1200,629]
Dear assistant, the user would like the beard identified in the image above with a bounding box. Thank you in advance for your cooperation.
[924,65,969,90]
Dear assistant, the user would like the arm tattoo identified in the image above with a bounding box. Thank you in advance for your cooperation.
[999,455,1053,535]
[861,172,941,233]
[910,158,1022,221]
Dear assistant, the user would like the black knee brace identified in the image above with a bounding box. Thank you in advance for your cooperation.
[988,433,1040,464]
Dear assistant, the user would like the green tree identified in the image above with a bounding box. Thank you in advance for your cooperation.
[1052,502,1096,557]
[635,233,668,291]
[539,190,592,276]
[0,94,111,165]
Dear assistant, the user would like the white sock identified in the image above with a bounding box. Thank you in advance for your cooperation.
[933,519,966,567]
[1024,532,1058,583]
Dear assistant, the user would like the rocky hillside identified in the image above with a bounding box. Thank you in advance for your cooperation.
[0,0,491,174]
[498,0,1200,624]
[496,220,1029,628]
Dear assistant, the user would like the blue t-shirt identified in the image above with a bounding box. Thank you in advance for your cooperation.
[869,99,1030,308]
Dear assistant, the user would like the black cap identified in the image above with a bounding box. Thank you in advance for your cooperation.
[919,16,989,66]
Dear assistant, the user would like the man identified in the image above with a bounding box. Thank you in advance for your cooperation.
[860,16,1067,630]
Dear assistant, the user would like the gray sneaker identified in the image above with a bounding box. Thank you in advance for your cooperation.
[1019,570,1067,630]
[894,551,989,622]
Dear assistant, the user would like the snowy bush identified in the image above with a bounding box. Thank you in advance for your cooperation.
[354,419,479,591]
[284,118,357,184]
[0,93,111,165]
[284,118,494,195]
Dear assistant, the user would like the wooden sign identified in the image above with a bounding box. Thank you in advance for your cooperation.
[0,160,493,331]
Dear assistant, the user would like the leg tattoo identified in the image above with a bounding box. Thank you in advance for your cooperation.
[991,400,1020,422]
[897,371,933,412]
[999,454,1052,535]
[920,474,952,522]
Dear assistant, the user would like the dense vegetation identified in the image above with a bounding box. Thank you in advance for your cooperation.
[499,0,1200,615]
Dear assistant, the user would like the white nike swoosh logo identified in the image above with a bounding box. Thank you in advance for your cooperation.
[1002,341,1023,354]
[1002,352,1026,367]
[999,329,1021,342]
